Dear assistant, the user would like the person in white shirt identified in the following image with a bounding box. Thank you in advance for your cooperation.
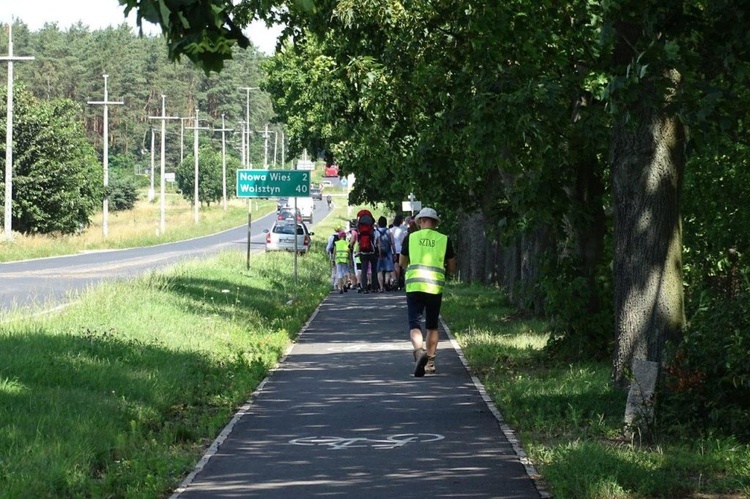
[389,214,408,290]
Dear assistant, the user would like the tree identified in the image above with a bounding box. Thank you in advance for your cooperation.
[0,86,102,234]
[175,146,240,206]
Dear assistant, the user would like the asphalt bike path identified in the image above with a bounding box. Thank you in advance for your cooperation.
[173,290,546,498]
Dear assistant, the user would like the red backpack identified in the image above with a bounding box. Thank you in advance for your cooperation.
[356,209,376,254]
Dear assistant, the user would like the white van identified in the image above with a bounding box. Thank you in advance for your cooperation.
[295,196,315,224]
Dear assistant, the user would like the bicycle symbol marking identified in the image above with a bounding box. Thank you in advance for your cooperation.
[289,433,444,450]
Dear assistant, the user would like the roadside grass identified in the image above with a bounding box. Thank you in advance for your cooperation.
[0,194,274,262]
[441,282,750,498]
[0,204,347,497]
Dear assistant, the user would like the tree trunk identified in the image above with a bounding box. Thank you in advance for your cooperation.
[455,210,487,284]
[611,107,686,387]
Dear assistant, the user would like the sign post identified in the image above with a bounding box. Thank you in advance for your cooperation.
[237,170,311,277]
[402,193,421,216]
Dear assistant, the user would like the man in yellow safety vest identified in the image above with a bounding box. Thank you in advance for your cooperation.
[399,207,457,377]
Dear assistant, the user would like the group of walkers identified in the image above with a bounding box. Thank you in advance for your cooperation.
[325,207,457,377]
[326,213,409,294]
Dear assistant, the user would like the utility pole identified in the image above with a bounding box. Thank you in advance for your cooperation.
[256,123,271,168]
[1,23,34,241]
[273,129,278,167]
[213,114,233,210]
[148,96,178,234]
[149,127,156,201]
[185,107,209,223]
[239,120,246,167]
[239,86,259,167]
[179,116,193,165]
[87,74,123,239]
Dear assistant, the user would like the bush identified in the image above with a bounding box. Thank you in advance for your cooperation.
[108,177,139,212]
[660,281,750,441]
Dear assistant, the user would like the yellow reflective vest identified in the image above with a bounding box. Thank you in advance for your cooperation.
[405,229,448,294]
[334,238,350,264]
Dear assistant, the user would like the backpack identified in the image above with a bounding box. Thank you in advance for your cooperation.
[356,209,375,254]
[377,227,391,257]
[327,232,339,260]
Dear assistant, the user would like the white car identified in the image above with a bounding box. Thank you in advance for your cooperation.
[264,221,313,253]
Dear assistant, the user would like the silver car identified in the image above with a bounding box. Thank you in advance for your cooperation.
[264,221,313,253]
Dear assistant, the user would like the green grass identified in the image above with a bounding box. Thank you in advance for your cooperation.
[441,282,750,498]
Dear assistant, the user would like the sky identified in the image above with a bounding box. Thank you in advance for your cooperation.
[0,0,283,55]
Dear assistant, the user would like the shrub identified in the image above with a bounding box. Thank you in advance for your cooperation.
[660,279,750,441]
[108,177,139,212]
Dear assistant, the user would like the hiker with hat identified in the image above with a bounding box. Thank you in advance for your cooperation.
[399,207,457,377]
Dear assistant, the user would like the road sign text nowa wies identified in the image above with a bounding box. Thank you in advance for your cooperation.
[236,169,310,198]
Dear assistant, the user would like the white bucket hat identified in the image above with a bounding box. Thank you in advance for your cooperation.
[415,207,440,223]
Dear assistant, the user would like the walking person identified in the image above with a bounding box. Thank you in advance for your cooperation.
[399,208,457,377]
[355,209,378,293]
[375,216,395,292]
[333,231,351,294]
[347,228,360,290]
[326,227,342,291]
[390,214,407,290]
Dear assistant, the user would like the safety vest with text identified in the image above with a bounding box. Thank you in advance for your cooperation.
[405,229,448,294]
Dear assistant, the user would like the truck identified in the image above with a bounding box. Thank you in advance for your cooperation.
[295,196,315,224]
[324,164,339,177]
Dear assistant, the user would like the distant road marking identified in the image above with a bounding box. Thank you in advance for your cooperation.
[289,433,444,450]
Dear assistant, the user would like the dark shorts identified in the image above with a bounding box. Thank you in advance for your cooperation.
[406,291,443,331]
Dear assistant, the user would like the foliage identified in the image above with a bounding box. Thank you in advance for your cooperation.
[0,86,102,234]
[175,146,241,206]
[661,286,750,440]
[655,139,750,439]
[118,0,251,73]
[542,258,614,362]
[107,176,140,212]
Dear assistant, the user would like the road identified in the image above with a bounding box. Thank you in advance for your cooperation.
[0,199,329,312]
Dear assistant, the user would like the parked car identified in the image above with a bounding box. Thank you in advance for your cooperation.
[321,180,333,188]
[310,187,323,200]
[277,208,302,223]
[264,221,313,253]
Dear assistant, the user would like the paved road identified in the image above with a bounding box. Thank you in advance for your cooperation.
[173,291,546,499]
[0,199,330,311]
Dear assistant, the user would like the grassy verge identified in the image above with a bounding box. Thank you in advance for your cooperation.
[441,282,750,498]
